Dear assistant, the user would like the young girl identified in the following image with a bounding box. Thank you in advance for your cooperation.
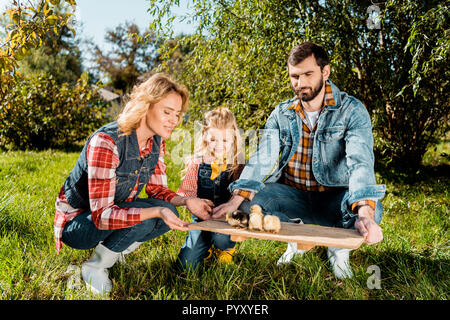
[176,107,244,271]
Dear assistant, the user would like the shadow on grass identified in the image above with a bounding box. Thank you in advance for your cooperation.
[358,247,449,299]
[0,208,37,241]
[376,161,450,186]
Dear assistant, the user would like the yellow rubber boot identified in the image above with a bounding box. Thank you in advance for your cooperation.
[216,248,236,264]
[204,247,214,262]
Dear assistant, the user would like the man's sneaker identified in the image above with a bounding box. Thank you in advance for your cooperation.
[327,247,353,279]
[277,242,306,266]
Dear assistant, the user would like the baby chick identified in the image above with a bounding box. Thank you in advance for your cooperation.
[263,214,281,233]
[226,210,249,229]
[248,205,264,231]
[250,204,263,214]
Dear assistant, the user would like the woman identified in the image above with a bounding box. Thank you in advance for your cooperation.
[54,73,213,296]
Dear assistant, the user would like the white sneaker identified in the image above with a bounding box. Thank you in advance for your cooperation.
[277,242,306,266]
[81,243,120,296]
[327,247,353,279]
[118,241,144,264]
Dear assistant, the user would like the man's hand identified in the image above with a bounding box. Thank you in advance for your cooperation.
[211,195,245,219]
[355,206,383,245]
[185,197,214,220]
[159,207,190,231]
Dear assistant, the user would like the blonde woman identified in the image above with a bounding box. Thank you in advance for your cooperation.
[176,107,244,271]
[54,73,213,296]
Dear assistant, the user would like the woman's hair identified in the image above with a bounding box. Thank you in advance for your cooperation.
[117,73,189,135]
[193,107,244,177]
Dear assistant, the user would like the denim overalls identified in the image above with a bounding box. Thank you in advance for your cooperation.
[177,163,236,270]
[61,121,179,253]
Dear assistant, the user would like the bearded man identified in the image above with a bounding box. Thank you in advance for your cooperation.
[212,42,386,279]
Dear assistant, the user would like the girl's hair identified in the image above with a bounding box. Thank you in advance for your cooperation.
[117,73,189,135]
[194,107,243,177]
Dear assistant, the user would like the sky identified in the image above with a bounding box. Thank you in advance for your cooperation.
[0,0,196,66]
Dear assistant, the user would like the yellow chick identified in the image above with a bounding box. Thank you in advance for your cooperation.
[263,215,281,233]
[250,204,263,214]
[225,210,249,229]
[248,205,264,231]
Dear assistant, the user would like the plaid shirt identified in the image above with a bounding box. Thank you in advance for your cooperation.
[236,82,375,212]
[54,133,178,253]
[280,82,335,192]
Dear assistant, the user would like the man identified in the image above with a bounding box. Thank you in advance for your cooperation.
[212,42,385,279]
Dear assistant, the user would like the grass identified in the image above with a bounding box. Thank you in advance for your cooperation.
[0,138,448,300]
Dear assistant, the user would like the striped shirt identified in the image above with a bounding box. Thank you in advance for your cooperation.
[53,133,178,253]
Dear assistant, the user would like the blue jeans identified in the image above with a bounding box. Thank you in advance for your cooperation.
[239,183,382,229]
[61,198,177,253]
[177,215,236,271]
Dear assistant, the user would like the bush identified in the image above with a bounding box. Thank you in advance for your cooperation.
[0,72,109,150]
[151,0,449,168]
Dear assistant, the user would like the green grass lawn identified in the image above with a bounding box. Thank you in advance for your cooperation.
[0,139,448,300]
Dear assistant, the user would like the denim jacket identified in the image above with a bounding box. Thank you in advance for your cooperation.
[229,80,386,206]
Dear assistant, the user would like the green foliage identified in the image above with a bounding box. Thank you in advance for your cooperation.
[0,0,77,98]
[17,45,82,85]
[15,3,84,85]
[0,72,109,150]
[149,0,449,167]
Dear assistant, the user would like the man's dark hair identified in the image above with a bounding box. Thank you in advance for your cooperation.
[288,42,330,69]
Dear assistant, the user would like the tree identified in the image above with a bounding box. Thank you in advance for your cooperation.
[0,72,108,150]
[149,0,449,167]
[89,21,161,94]
[0,0,77,98]
[15,2,83,85]
[0,0,110,150]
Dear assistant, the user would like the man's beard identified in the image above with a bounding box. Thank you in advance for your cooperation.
[295,75,324,102]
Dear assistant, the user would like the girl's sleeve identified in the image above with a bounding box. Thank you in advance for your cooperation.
[177,160,199,198]
[87,133,142,230]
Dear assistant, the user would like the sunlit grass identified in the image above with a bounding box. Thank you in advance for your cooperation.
[0,138,448,300]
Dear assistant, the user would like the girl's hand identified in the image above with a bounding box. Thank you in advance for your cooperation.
[159,207,190,231]
[211,195,244,219]
[185,197,213,220]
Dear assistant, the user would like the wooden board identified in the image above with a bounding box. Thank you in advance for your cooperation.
[188,218,364,250]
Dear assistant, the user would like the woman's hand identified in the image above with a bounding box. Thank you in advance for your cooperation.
[185,197,214,220]
[158,207,190,231]
[140,206,189,231]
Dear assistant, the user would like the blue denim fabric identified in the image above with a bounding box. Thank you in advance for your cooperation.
[177,163,235,271]
[61,198,177,252]
[60,121,171,252]
[229,80,386,217]
[63,121,161,209]
[239,183,383,230]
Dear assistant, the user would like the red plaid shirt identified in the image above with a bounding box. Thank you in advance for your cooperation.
[53,133,178,253]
